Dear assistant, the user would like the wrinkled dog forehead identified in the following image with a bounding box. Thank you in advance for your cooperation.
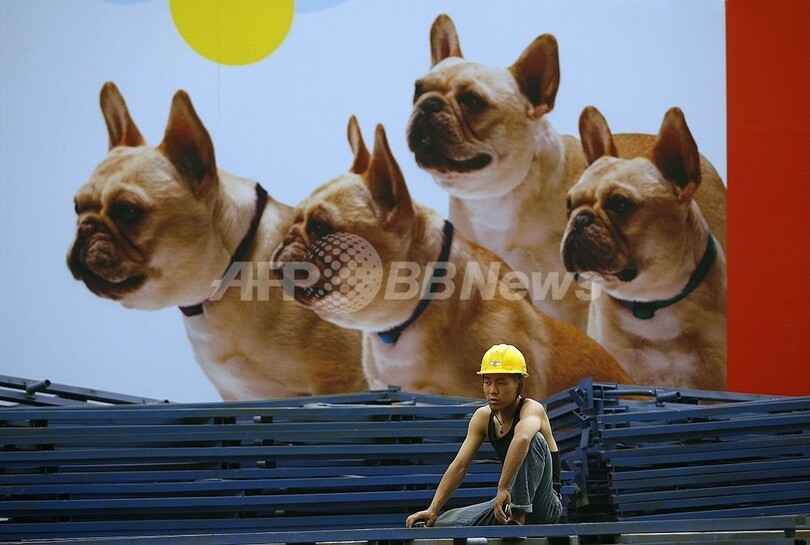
[430,56,466,72]
[77,151,140,200]
[579,157,669,199]
[305,175,370,214]
[425,59,519,95]
[84,148,176,199]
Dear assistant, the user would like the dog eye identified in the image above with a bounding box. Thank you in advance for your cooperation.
[413,82,424,103]
[604,195,635,215]
[307,219,331,240]
[458,91,487,113]
[74,198,92,216]
[110,203,144,225]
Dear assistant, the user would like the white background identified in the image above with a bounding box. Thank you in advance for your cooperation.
[0,0,726,402]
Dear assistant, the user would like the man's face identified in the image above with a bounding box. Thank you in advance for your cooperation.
[482,374,520,410]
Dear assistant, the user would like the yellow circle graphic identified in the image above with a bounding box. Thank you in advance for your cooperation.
[170,0,294,66]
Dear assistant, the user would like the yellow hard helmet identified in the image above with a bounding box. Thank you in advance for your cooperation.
[478,344,528,376]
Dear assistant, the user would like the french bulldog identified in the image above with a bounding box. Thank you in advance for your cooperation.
[561,106,726,390]
[273,118,635,399]
[407,14,727,333]
[67,82,365,400]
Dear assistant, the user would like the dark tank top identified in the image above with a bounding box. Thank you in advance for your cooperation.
[487,397,527,462]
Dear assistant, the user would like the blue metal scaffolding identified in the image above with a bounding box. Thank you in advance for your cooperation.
[1,375,808,543]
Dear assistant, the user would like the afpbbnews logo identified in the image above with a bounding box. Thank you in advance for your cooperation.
[208,232,600,313]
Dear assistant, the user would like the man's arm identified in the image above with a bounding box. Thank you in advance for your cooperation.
[493,400,548,523]
[405,406,488,527]
[537,404,562,493]
[537,402,558,452]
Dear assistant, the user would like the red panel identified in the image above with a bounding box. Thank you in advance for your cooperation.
[726,0,810,395]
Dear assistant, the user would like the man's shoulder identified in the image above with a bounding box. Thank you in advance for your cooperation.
[520,397,547,416]
[472,405,492,418]
[468,405,491,437]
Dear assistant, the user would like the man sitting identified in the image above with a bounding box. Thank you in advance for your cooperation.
[406,343,562,526]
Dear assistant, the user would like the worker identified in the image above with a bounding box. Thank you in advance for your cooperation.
[406,343,562,526]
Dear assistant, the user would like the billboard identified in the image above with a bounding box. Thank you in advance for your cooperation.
[2,1,797,402]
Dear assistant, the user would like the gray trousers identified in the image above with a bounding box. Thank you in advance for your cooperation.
[435,433,562,526]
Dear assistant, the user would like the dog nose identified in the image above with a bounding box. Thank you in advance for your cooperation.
[78,221,97,239]
[420,97,444,114]
[573,212,595,232]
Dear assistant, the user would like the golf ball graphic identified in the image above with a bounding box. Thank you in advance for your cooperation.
[304,233,383,313]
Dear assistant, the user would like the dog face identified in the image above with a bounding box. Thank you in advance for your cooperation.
[67,83,228,309]
[273,118,421,331]
[407,14,560,198]
[561,106,704,301]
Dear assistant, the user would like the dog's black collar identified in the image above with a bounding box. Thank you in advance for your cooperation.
[377,220,454,345]
[179,183,268,317]
[613,233,718,320]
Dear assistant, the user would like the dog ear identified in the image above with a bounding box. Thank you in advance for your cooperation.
[100,82,145,150]
[347,116,370,174]
[366,124,414,229]
[430,14,463,67]
[158,91,218,198]
[579,106,618,166]
[509,34,560,117]
[652,107,702,201]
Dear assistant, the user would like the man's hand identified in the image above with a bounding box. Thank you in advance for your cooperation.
[494,489,512,524]
[406,509,437,527]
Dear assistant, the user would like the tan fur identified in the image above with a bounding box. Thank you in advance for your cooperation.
[407,15,726,334]
[68,82,364,400]
[561,106,726,390]
[273,119,633,400]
